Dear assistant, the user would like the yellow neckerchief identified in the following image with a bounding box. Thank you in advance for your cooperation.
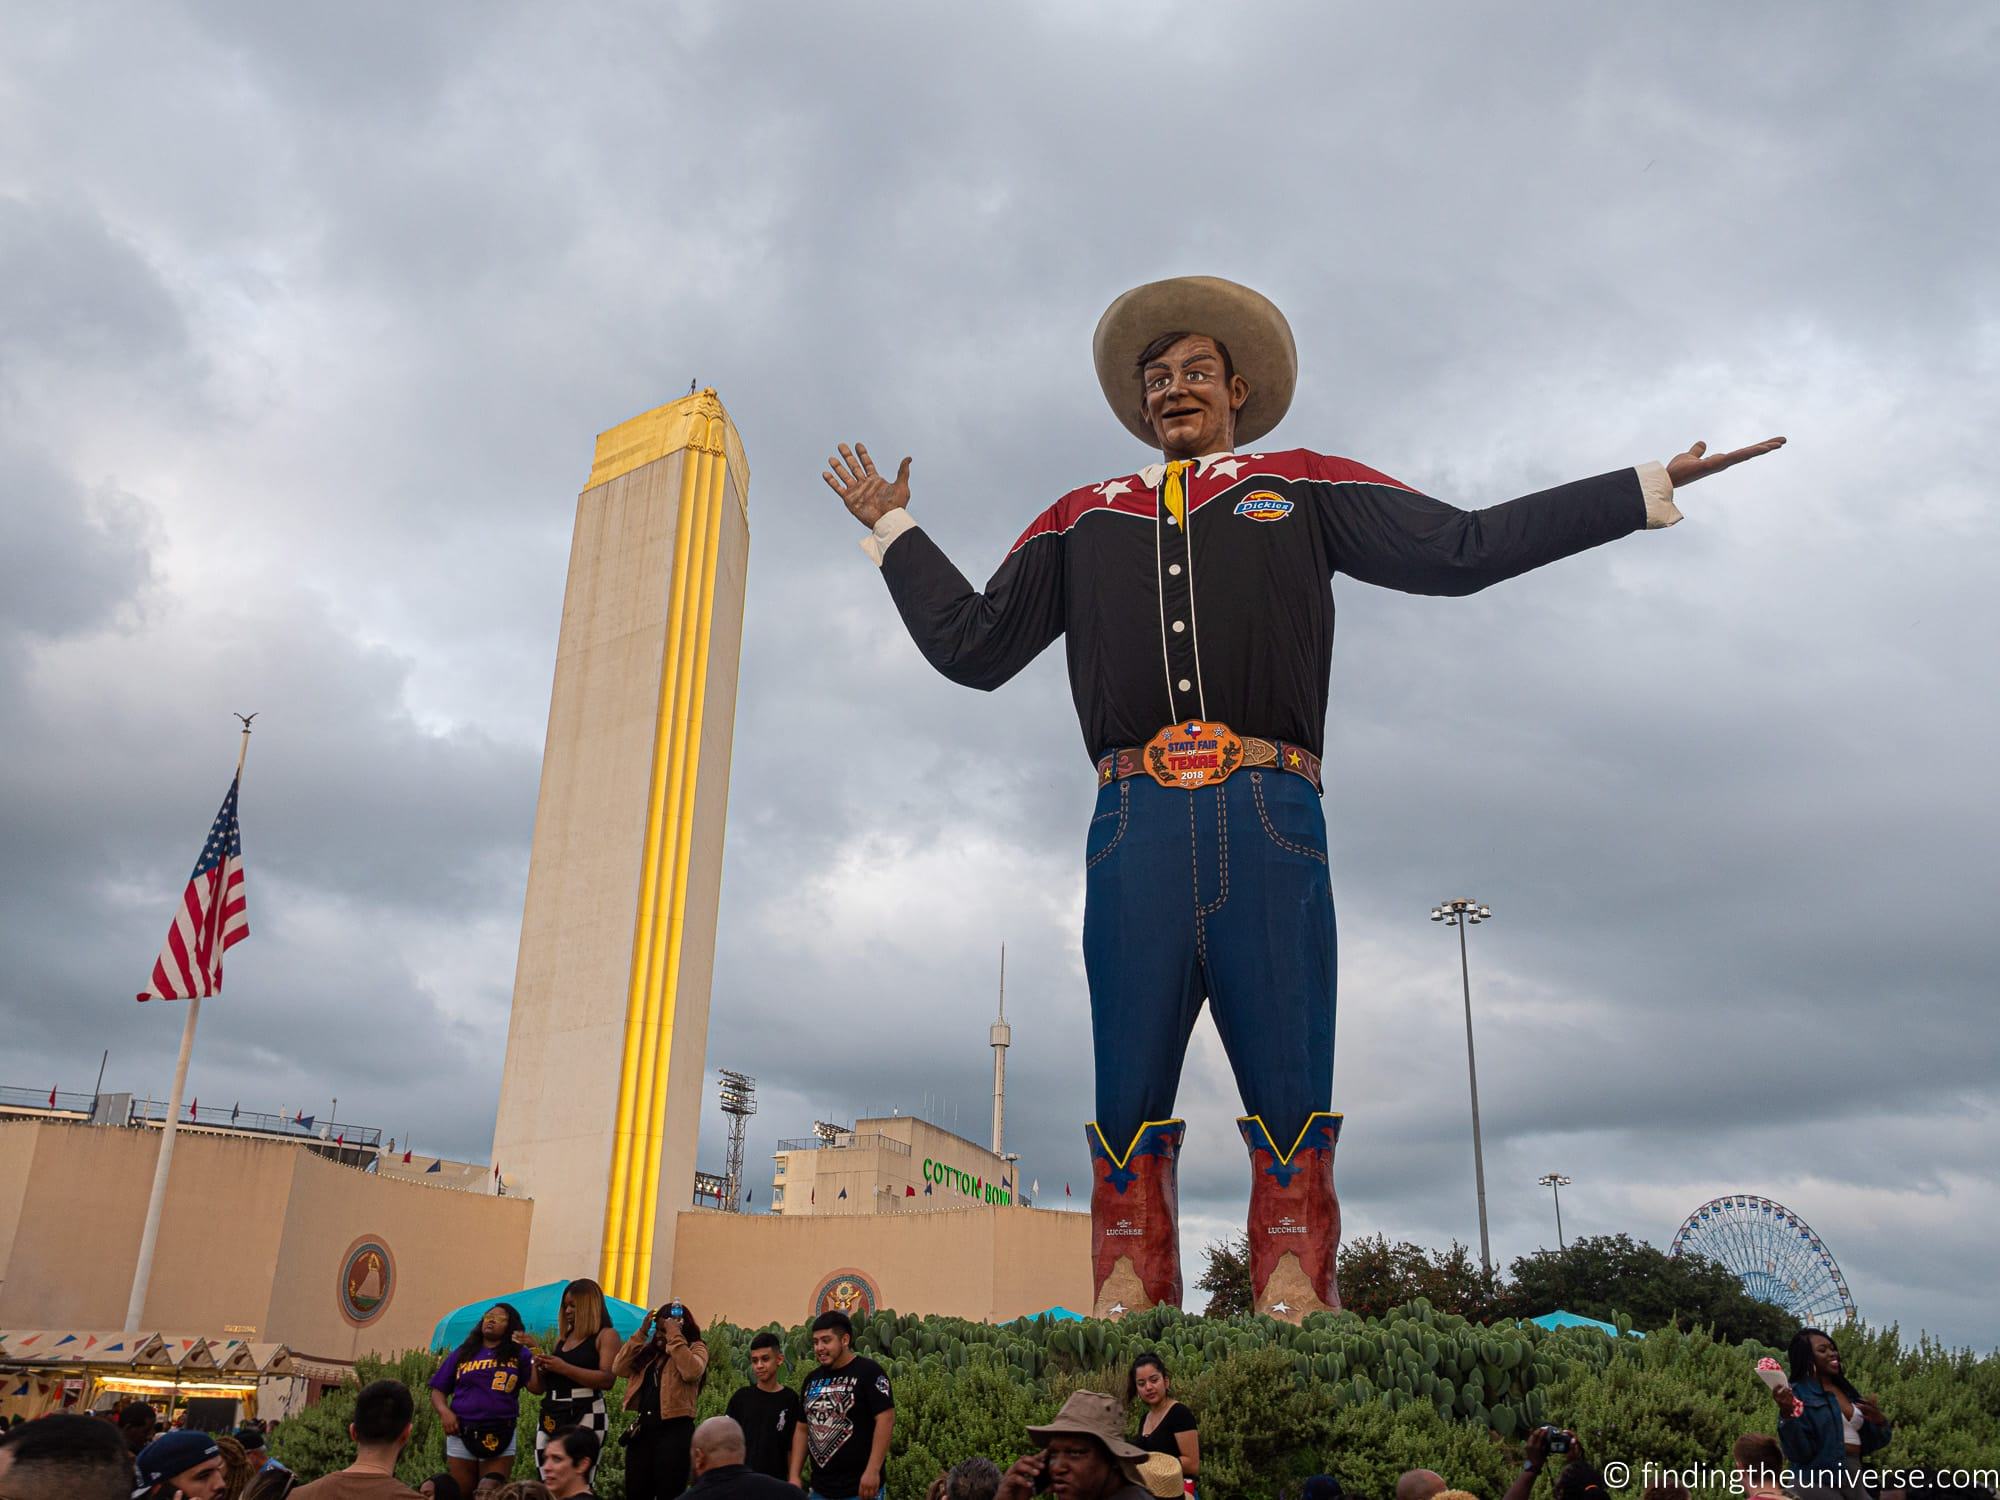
[1162,459,1191,524]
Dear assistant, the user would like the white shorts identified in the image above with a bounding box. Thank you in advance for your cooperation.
[446,1432,519,1461]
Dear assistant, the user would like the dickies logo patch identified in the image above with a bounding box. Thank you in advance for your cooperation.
[1234,491,1293,522]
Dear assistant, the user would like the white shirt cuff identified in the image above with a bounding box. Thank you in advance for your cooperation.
[1637,461,1681,529]
[858,508,918,566]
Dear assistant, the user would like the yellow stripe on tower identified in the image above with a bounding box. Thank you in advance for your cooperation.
[594,392,739,1302]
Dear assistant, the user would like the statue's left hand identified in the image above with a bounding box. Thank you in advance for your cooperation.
[1666,435,1786,488]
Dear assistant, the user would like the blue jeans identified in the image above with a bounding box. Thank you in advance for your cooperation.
[1083,768,1336,1155]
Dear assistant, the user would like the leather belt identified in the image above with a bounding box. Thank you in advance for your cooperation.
[1096,725,1322,792]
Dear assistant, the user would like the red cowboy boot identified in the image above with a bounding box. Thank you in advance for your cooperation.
[1086,1120,1186,1319]
[1238,1112,1342,1322]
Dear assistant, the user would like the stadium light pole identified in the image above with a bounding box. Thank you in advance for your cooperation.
[1538,1172,1573,1250]
[1431,898,1494,1280]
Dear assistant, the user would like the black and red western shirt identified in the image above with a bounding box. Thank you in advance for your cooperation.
[862,448,1677,765]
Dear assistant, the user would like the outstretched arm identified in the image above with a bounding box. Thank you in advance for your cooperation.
[1316,437,1784,597]
[825,440,1066,690]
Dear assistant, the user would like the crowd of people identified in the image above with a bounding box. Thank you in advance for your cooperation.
[3,1317,1976,1500]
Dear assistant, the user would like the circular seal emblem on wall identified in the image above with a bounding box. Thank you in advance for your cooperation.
[337,1236,396,1327]
[809,1267,880,1322]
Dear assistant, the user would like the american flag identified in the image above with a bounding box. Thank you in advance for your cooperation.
[136,776,249,1001]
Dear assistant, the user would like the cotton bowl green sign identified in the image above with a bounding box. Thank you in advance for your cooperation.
[922,1157,1011,1204]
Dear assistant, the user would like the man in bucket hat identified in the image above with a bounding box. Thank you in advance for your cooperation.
[995,1392,1154,1500]
[826,275,1783,1322]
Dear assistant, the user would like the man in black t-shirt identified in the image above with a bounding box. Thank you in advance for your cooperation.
[791,1312,893,1500]
[726,1332,805,1482]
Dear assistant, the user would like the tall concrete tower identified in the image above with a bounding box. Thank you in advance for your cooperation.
[493,390,750,1306]
[989,945,1010,1156]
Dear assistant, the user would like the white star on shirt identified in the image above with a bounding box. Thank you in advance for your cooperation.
[1204,456,1247,479]
[1096,478,1133,500]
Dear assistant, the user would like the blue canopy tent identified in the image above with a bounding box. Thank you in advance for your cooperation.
[1011,1306,1085,1324]
[430,1280,650,1352]
[1527,1309,1645,1339]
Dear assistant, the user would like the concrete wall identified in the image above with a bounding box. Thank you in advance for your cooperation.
[0,1121,529,1359]
[673,1206,1091,1328]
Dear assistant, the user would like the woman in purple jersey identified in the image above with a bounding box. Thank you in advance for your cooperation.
[430,1302,543,1493]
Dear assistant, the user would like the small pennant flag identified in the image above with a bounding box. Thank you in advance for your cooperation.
[746,1188,753,1203]
[810,1189,816,1204]
[1065,1184,1072,1197]
[294,1112,315,1131]
[189,1098,199,1119]
[1033,1179,1040,1195]
[837,1186,848,1199]
[1001,1175,1011,1189]
[924,1183,933,1196]
[47,1085,56,1108]
[904,1185,915,1197]
[403,1148,413,1163]
[335,1131,345,1147]
[425,1159,442,1174]
[230,1102,240,1123]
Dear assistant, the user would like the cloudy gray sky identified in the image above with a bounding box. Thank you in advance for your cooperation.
[5,3,1995,1346]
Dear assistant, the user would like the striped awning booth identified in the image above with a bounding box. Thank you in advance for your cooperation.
[286,1354,352,1385]
[207,1340,294,1376]
[0,1332,168,1367]
[166,1338,218,1371]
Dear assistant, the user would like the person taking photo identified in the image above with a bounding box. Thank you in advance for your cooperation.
[613,1298,710,1500]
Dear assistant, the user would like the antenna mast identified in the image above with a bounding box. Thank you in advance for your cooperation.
[989,944,1011,1155]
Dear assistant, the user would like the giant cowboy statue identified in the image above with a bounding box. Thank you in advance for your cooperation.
[823,276,1783,1323]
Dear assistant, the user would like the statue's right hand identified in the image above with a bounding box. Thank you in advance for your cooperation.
[823,442,912,528]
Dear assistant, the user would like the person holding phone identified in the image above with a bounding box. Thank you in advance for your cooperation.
[531,1280,621,1464]
[994,1392,1152,1500]
[613,1299,710,1500]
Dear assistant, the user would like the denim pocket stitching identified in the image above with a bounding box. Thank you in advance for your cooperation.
[1086,780,1131,870]
[1253,772,1326,864]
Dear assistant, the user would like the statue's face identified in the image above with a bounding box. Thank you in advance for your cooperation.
[1141,333,1248,460]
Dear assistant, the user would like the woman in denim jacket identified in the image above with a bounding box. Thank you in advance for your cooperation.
[1770,1328,1891,1482]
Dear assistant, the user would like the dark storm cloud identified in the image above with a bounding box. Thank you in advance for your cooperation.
[1,2,1993,1345]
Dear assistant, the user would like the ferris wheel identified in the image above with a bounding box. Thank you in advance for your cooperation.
[1670,1194,1856,1325]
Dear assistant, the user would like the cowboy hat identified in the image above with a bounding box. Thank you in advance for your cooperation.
[1093,275,1297,448]
[1026,1391,1150,1481]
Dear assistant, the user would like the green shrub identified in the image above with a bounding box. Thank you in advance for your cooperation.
[271,1305,2000,1500]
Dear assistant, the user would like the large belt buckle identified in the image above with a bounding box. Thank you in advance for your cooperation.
[1143,719,1245,789]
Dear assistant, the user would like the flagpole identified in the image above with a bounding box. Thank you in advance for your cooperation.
[125,721,251,1331]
